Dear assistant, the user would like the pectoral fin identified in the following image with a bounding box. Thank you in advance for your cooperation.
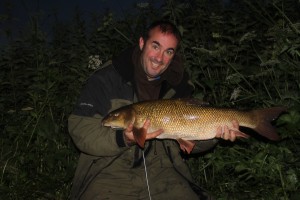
[132,127,147,149]
[177,138,196,154]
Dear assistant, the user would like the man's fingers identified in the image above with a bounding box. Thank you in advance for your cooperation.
[216,126,223,137]
[223,126,230,140]
[215,120,248,142]
[125,123,134,132]
[143,119,151,129]
[229,130,237,142]
[231,119,239,130]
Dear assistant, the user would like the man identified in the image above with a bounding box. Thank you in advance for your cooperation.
[68,20,241,199]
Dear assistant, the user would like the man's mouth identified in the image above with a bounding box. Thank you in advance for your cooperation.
[151,62,159,69]
[150,59,163,69]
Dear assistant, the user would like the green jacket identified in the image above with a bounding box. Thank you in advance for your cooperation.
[68,46,218,199]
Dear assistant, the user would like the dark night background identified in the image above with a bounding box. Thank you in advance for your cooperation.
[0,0,163,45]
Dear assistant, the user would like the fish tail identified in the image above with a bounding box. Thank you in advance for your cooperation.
[253,107,286,141]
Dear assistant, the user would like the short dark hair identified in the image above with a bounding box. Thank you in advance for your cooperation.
[142,20,182,45]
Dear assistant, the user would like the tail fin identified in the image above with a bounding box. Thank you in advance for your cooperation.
[253,107,286,141]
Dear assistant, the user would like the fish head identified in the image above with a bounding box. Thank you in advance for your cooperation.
[102,106,135,129]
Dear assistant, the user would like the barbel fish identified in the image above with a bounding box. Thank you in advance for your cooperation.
[102,98,285,153]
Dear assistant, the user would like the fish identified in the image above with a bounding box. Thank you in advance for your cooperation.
[102,98,286,153]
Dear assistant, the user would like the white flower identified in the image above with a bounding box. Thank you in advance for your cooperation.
[88,55,102,70]
[230,87,241,101]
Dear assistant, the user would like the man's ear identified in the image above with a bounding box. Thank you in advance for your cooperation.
[139,37,144,50]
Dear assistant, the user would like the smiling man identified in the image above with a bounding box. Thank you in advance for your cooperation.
[68,20,241,200]
[139,25,178,80]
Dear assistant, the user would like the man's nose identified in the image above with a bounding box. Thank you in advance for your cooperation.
[155,51,163,62]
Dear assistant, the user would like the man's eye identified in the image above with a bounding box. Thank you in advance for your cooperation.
[166,50,174,56]
[152,44,159,50]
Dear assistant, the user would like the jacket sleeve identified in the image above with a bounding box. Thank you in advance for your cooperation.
[68,114,130,156]
[68,66,133,156]
[191,139,219,154]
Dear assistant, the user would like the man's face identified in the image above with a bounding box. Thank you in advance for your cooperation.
[139,26,178,80]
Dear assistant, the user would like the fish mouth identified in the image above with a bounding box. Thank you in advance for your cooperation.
[108,126,123,130]
[102,122,121,129]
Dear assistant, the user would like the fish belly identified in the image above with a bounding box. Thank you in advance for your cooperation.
[154,121,232,140]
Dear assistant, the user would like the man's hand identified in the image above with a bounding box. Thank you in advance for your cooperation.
[215,120,249,142]
[123,119,163,146]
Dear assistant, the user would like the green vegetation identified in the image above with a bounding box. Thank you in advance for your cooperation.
[1,0,299,199]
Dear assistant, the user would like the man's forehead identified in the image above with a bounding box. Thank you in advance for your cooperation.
[148,27,178,49]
